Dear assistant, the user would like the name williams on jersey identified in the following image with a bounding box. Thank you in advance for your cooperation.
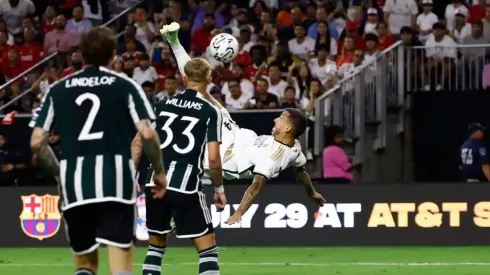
[166,97,203,110]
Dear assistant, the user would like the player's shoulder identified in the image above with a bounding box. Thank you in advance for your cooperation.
[98,67,142,89]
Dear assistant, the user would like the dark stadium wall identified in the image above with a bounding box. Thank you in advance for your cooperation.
[5,184,490,247]
[412,91,490,182]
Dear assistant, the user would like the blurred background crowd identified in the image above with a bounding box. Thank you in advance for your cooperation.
[1,0,490,186]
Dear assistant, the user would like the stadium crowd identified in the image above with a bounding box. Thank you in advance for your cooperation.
[1,0,490,186]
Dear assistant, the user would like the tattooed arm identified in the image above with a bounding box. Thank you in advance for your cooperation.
[131,133,143,168]
[30,127,59,177]
[234,174,268,217]
[292,166,326,206]
[135,120,164,174]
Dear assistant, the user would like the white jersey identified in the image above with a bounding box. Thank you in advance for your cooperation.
[203,107,307,180]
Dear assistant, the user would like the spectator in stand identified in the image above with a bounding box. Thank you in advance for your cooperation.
[287,61,311,99]
[376,21,396,51]
[21,17,39,41]
[250,0,279,11]
[250,1,268,29]
[189,0,225,35]
[302,78,325,114]
[117,24,146,54]
[18,28,44,84]
[280,86,300,108]
[314,21,338,59]
[231,10,255,38]
[40,5,56,36]
[141,80,156,103]
[0,0,35,36]
[383,0,418,38]
[155,75,181,101]
[112,56,128,77]
[0,31,11,63]
[210,85,226,106]
[132,7,156,52]
[0,132,16,186]
[245,45,268,81]
[308,5,339,41]
[1,48,24,82]
[461,19,487,89]
[268,41,301,74]
[191,13,215,55]
[65,5,93,37]
[424,22,457,90]
[43,14,77,63]
[238,26,255,53]
[469,0,487,23]
[257,10,274,38]
[221,63,255,97]
[365,8,380,35]
[338,49,366,79]
[31,67,58,98]
[121,39,143,65]
[364,33,380,63]
[264,62,289,98]
[132,53,158,88]
[323,125,352,183]
[3,81,28,112]
[303,2,318,30]
[310,43,336,86]
[451,9,472,44]
[483,6,490,38]
[445,0,468,31]
[338,21,365,54]
[154,49,177,93]
[60,51,83,78]
[0,21,14,45]
[278,6,306,42]
[336,36,355,67]
[225,78,251,110]
[244,77,279,109]
[416,0,438,43]
[288,24,315,59]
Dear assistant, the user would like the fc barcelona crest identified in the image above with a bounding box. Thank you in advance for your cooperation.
[19,194,61,240]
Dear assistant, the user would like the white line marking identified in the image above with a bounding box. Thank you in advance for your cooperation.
[0,262,489,267]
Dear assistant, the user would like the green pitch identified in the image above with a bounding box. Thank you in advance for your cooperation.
[1,247,490,274]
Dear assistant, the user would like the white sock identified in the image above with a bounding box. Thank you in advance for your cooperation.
[170,42,191,76]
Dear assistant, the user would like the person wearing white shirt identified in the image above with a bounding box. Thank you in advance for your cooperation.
[155,76,182,101]
[445,0,468,31]
[416,0,439,43]
[383,0,419,36]
[364,33,381,67]
[132,7,156,52]
[309,44,332,85]
[365,8,380,35]
[424,22,457,90]
[451,9,472,43]
[238,26,256,52]
[263,63,290,99]
[288,25,315,60]
[314,20,338,59]
[225,79,251,110]
[132,53,158,85]
[230,10,255,38]
[220,63,255,98]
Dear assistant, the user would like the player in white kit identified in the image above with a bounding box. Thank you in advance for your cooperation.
[164,22,326,225]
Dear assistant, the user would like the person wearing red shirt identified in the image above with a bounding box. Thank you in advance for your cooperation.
[336,36,355,67]
[376,22,396,51]
[0,31,11,64]
[60,51,83,78]
[234,43,252,66]
[121,39,142,65]
[245,45,268,82]
[468,0,487,23]
[1,48,25,82]
[18,28,44,70]
[191,13,215,55]
[40,6,56,35]
[337,21,366,54]
[154,58,177,91]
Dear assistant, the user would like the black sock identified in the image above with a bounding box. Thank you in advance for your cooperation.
[142,244,166,275]
[75,268,95,275]
[198,245,219,275]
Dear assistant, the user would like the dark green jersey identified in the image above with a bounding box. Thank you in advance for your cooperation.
[146,89,221,193]
[30,66,155,210]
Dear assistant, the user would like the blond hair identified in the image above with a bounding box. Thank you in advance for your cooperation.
[184,58,211,83]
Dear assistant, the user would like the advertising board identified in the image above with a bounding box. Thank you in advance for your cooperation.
[2,184,490,247]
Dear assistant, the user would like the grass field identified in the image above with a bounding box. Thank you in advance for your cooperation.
[1,247,490,274]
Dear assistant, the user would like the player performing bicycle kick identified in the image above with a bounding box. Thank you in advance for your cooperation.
[132,22,326,227]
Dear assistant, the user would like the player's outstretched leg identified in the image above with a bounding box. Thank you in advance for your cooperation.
[142,235,168,275]
[160,22,190,76]
[193,233,220,275]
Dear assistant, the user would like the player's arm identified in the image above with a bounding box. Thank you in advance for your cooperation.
[29,91,59,178]
[207,106,224,191]
[131,132,143,168]
[292,166,326,206]
[233,174,268,217]
[135,120,164,175]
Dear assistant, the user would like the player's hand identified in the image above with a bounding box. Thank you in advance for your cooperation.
[310,192,326,207]
[225,212,241,225]
[152,172,167,199]
[214,192,227,212]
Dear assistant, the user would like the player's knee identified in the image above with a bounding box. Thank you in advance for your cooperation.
[149,234,168,247]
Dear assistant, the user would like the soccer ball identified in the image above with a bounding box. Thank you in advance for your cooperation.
[209,33,239,63]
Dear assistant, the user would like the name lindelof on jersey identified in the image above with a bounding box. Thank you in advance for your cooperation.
[165,97,203,110]
[65,76,116,88]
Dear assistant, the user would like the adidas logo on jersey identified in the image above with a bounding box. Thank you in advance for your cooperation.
[65,76,116,88]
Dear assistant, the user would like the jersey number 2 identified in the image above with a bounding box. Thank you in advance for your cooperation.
[159,111,199,154]
[76,93,103,141]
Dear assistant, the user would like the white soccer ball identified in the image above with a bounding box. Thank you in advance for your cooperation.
[209,33,239,63]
